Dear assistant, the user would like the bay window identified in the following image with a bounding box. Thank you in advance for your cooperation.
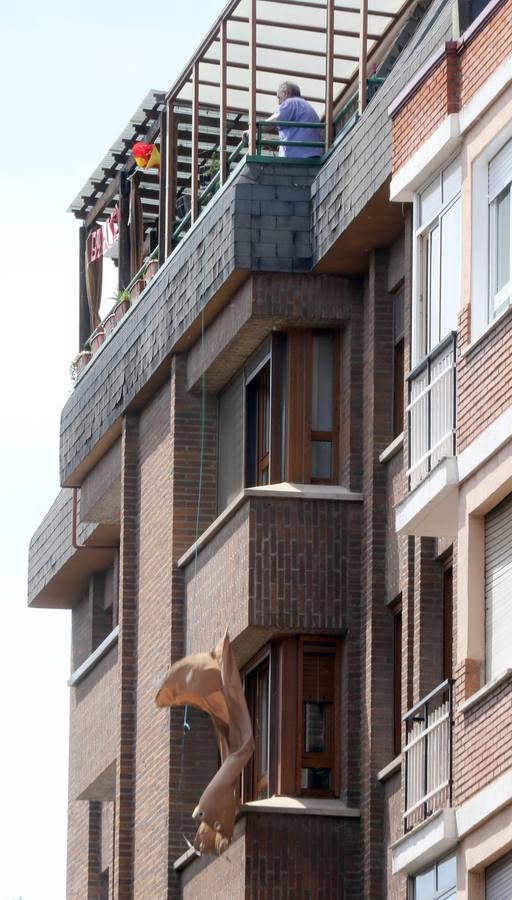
[243,637,341,802]
[217,330,340,514]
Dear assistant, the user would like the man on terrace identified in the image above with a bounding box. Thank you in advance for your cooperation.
[244,81,324,158]
[268,81,323,158]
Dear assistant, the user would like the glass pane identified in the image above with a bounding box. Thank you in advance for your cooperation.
[304,702,326,753]
[218,373,244,512]
[312,334,333,431]
[257,670,269,777]
[420,177,441,226]
[428,225,441,351]
[495,188,510,293]
[300,767,331,790]
[437,855,456,892]
[312,441,332,479]
[442,157,461,205]
[414,865,436,900]
[440,199,461,339]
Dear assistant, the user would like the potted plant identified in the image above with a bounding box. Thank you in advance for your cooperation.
[69,349,92,383]
[103,309,117,336]
[130,277,145,303]
[144,256,159,285]
[113,289,131,325]
[90,324,105,354]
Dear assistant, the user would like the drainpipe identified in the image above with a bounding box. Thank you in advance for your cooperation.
[71,487,119,551]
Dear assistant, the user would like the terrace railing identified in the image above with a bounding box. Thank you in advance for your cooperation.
[407,332,456,491]
[403,679,454,833]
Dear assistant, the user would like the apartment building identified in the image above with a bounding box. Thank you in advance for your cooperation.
[27,0,512,897]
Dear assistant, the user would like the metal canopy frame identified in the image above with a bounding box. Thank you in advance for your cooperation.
[69,0,416,239]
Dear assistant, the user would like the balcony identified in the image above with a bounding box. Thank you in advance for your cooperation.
[396,334,459,538]
[178,484,361,662]
[407,333,457,492]
[403,679,454,834]
[176,800,360,898]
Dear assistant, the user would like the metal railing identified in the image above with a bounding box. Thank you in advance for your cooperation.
[407,332,457,491]
[403,679,454,832]
[255,120,325,156]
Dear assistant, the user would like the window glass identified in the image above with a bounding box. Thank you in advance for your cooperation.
[311,441,332,480]
[442,158,461,205]
[218,373,244,512]
[437,855,456,892]
[494,188,511,296]
[411,855,456,900]
[440,200,461,337]
[420,177,441,226]
[312,334,333,431]
[414,867,436,900]
[427,224,441,351]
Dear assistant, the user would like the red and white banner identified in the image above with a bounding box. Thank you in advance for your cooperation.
[86,206,120,263]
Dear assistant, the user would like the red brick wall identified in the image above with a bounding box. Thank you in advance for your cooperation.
[392,51,457,172]
[391,0,512,173]
[459,0,512,106]
[453,666,512,804]
[457,305,512,452]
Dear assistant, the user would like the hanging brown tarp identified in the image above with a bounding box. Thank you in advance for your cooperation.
[129,178,144,279]
[84,240,103,333]
[155,629,254,854]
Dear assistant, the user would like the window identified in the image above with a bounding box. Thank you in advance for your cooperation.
[410,854,456,900]
[299,638,339,795]
[472,128,512,338]
[443,565,453,681]
[413,159,461,364]
[217,331,340,513]
[488,140,512,320]
[484,492,512,681]
[393,289,405,438]
[391,600,402,757]
[486,849,512,899]
[243,637,340,801]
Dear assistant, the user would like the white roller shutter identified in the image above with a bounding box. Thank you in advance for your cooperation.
[486,850,512,900]
[485,493,512,681]
[489,138,512,201]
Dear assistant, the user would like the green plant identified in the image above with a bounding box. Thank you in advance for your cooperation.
[111,288,130,304]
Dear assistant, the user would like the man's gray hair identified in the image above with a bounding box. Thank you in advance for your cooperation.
[278,81,301,97]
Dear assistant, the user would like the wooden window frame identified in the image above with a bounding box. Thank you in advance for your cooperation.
[286,330,340,485]
[296,635,341,798]
[242,645,275,802]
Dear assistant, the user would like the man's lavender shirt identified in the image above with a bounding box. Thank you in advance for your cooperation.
[274,97,323,158]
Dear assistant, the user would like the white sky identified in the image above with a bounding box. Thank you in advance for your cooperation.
[0,3,226,898]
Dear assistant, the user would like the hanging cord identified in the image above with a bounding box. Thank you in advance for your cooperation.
[181,308,206,733]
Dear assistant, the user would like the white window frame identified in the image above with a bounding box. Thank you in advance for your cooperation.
[472,120,512,339]
[412,158,461,367]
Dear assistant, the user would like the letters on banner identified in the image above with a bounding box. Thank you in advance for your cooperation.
[87,207,120,263]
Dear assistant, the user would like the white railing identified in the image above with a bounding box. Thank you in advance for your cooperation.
[407,333,456,491]
[403,679,454,832]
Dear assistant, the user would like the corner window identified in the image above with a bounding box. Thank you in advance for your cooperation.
[217,331,340,514]
[410,854,456,900]
[413,159,461,365]
[243,637,340,802]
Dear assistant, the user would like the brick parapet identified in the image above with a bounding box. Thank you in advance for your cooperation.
[184,495,359,663]
[453,663,512,805]
[457,305,512,452]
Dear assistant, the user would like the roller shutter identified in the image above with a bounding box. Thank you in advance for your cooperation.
[486,850,512,900]
[485,493,512,681]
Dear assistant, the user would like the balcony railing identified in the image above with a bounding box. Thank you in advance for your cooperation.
[403,679,454,833]
[407,332,457,491]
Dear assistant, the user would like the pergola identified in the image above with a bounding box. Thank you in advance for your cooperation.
[69,0,416,346]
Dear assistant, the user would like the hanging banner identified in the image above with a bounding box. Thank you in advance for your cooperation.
[87,206,120,263]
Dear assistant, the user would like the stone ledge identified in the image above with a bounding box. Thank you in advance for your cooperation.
[458,668,512,714]
[68,627,119,686]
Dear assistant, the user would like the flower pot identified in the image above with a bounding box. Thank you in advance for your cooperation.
[144,259,158,284]
[90,326,105,354]
[130,279,145,302]
[103,312,116,336]
[114,297,131,325]
[76,350,92,374]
